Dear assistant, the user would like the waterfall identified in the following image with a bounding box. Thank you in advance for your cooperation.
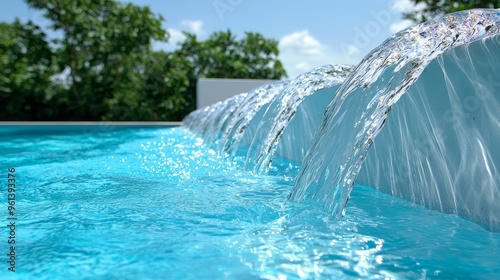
[184,9,500,230]
[216,81,290,158]
[288,9,500,218]
[245,64,354,174]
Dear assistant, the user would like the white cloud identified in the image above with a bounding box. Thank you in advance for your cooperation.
[167,28,187,46]
[392,0,414,13]
[392,0,426,13]
[181,20,204,37]
[346,44,360,56]
[389,0,423,34]
[156,20,203,51]
[153,28,187,51]
[390,19,414,33]
[278,0,430,78]
[278,30,361,79]
[279,30,324,56]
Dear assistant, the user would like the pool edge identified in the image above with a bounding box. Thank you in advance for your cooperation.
[0,121,183,126]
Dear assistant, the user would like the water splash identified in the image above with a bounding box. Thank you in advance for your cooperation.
[245,64,354,174]
[184,81,290,158]
[183,65,353,161]
[217,81,290,158]
[288,9,500,217]
[184,92,248,143]
[183,9,500,227]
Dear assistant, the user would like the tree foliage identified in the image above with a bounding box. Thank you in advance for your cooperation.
[140,50,197,121]
[405,0,500,23]
[0,20,57,120]
[0,0,286,121]
[179,31,286,80]
[25,0,167,120]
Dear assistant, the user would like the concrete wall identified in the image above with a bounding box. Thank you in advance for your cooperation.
[197,78,276,109]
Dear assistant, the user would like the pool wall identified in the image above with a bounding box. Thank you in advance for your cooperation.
[241,34,500,231]
[197,78,277,108]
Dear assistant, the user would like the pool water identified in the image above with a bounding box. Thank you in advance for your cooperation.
[0,126,499,279]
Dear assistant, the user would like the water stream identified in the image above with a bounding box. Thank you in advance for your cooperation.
[184,9,500,227]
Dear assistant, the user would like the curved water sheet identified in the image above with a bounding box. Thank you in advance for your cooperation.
[245,64,354,174]
[216,81,289,158]
[357,32,500,231]
[183,98,222,134]
[183,92,248,144]
[289,10,500,221]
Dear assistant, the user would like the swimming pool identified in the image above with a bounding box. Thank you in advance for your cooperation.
[1,125,499,279]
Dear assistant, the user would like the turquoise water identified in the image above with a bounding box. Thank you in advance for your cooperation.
[0,126,499,279]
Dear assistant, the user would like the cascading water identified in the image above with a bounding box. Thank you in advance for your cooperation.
[184,81,291,157]
[184,9,500,229]
[245,64,354,174]
[183,92,248,143]
[216,81,289,157]
[289,9,500,218]
[184,65,354,161]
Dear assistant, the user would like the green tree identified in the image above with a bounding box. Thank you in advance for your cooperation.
[141,30,287,120]
[0,20,59,120]
[25,0,167,120]
[1,0,287,121]
[405,0,500,23]
[139,50,196,120]
[179,30,287,80]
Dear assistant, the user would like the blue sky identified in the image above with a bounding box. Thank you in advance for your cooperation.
[0,0,421,78]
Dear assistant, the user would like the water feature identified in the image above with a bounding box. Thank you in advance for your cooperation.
[184,9,500,231]
[244,64,354,174]
[184,81,290,158]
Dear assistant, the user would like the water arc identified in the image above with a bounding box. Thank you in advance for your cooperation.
[183,65,354,160]
[357,33,500,231]
[184,9,500,231]
[244,64,354,174]
[289,9,500,231]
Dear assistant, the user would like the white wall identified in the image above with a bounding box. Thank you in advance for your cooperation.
[197,78,276,108]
